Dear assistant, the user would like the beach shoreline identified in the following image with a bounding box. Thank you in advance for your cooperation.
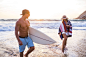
[0,29,86,57]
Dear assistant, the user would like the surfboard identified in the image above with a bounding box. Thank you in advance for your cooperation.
[28,27,56,45]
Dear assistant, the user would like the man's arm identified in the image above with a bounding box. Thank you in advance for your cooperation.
[15,21,23,45]
[27,20,30,26]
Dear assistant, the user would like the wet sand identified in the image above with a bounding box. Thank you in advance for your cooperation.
[0,28,86,57]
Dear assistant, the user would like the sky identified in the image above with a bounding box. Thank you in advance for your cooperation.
[0,0,86,19]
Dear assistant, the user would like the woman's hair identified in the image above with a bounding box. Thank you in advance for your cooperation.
[62,18,68,23]
[61,15,68,23]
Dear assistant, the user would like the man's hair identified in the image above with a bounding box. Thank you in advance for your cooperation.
[21,9,30,15]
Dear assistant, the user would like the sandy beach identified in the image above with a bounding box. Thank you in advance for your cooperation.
[0,0,86,57]
[0,28,86,57]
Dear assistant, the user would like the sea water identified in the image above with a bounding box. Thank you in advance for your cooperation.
[0,20,86,41]
[0,19,86,57]
[0,20,86,31]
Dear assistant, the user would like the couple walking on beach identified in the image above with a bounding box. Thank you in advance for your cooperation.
[15,9,72,57]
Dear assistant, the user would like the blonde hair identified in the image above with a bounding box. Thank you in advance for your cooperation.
[62,18,68,23]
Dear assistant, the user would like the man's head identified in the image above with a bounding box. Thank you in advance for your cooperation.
[21,9,30,18]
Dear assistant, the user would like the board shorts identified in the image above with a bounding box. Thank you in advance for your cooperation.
[19,36,34,52]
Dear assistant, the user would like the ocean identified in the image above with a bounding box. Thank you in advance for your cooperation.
[0,19,86,57]
[0,19,86,31]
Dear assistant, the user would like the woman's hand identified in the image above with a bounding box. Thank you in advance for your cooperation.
[66,25,70,27]
[58,32,61,36]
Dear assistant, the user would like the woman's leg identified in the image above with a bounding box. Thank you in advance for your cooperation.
[62,34,67,53]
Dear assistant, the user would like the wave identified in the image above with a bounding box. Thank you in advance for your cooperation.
[0,21,86,31]
[0,19,86,21]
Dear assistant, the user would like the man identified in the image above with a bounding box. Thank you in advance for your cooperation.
[15,9,35,57]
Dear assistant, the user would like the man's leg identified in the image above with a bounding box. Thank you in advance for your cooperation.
[20,52,23,57]
[19,38,26,57]
[25,46,35,57]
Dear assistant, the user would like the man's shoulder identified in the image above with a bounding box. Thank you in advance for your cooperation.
[16,19,21,25]
[26,19,30,23]
[26,19,29,21]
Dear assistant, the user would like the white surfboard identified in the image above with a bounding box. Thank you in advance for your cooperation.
[28,27,56,45]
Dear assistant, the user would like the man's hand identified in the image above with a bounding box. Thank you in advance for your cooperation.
[18,40,23,45]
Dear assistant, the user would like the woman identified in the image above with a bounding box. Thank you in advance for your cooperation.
[58,15,72,53]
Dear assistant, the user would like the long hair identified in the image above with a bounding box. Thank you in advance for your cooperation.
[62,18,68,23]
